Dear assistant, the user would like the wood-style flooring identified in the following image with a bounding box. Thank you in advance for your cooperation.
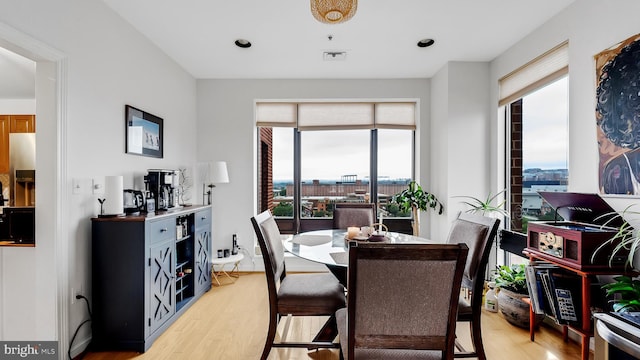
[82,272,587,360]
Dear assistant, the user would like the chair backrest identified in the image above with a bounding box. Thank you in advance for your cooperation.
[446,212,500,307]
[333,203,376,229]
[251,210,287,290]
[346,242,469,359]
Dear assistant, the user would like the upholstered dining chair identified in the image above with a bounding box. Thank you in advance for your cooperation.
[446,212,500,360]
[250,210,346,360]
[336,242,469,360]
[333,202,376,230]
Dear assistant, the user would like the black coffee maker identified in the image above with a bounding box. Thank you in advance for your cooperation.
[144,169,177,212]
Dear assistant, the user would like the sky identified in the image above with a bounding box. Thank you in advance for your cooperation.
[272,128,412,182]
[522,76,569,170]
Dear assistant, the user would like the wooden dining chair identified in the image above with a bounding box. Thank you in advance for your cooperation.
[250,210,346,360]
[336,242,469,360]
[446,212,500,360]
[333,203,376,230]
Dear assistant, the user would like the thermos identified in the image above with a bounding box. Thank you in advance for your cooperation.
[232,234,239,255]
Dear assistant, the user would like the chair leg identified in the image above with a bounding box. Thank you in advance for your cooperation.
[261,313,279,360]
[312,314,338,343]
[470,312,486,360]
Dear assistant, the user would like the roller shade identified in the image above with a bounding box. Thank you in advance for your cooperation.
[499,41,569,106]
[256,101,416,130]
[255,102,297,127]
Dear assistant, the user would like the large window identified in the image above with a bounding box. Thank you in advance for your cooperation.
[257,101,416,233]
[507,76,569,234]
[500,42,569,267]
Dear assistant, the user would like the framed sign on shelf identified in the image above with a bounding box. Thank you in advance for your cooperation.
[125,104,163,158]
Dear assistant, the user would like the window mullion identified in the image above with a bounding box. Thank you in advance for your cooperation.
[293,128,301,234]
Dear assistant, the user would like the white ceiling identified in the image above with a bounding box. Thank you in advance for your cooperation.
[102,0,575,79]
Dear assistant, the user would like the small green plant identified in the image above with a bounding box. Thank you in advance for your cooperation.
[602,275,640,312]
[454,189,509,217]
[390,181,443,236]
[494,264,527,294]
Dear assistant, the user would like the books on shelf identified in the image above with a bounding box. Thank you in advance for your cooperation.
[525,261,582,327]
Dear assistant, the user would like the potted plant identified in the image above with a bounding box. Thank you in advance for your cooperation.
[390,181,443,236]
[592,205,640,270]
[602,275,640,312]
[454,189,509,218]
[494,264,542,328]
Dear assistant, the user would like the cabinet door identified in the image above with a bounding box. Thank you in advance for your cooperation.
[148,238,175,335]
[194,228,211,294]
[0,115,9,173]
[9,115,35,133]
[194,209,212,294]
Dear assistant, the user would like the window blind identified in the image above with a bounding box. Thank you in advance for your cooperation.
[255,101,416,130]
[499,41,569,106]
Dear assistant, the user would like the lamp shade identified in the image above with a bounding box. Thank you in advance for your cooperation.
[210,161,229,184]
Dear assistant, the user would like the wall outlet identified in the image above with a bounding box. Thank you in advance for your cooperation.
[71,284,83,304]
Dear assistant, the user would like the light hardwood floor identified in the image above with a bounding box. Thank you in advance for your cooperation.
[83,273,588,360]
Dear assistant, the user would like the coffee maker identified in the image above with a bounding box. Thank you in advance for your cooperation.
[144,169,177,212]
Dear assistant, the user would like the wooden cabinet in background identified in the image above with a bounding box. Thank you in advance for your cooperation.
[0,115,36,174]
[0,116,9,173]
[10,114,35,133]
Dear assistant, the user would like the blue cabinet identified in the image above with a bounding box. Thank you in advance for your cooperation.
[91,205,212,352]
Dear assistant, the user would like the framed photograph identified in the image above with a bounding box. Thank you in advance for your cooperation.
[125,105,163,158]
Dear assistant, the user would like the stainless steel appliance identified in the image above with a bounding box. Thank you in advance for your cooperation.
[594,312,640,359]
[144,169,177,212]
[123,189,145,215]
[9,133,36,207]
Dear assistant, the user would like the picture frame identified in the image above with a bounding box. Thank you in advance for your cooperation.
[125,104,163,158]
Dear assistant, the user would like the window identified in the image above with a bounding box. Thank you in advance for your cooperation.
[257,101,415,233]
[500,42,569,265]
[507,77,569,234]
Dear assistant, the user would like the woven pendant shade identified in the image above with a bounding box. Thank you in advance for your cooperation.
[310,0,357,24]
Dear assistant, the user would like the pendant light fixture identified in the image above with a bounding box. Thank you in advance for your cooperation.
[311,0,357,24]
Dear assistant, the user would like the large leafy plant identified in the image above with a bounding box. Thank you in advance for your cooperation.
[494,264,527,294]
[602,275,640,312]
[390,181,443,236]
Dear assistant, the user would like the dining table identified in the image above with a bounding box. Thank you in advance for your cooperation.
[283,229,437,285]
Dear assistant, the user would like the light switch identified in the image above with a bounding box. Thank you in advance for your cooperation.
[92,177,105,194]
[72,178,91,194]
[72,178,82,194]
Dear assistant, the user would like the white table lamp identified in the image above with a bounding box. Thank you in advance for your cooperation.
[204,161,229,205]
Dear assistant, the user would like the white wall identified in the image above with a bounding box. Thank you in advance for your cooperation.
[0,99,35,113]
[430,62,492,241]
[196,79,430,271]
[0,0,197,357]
[490,0,640,213]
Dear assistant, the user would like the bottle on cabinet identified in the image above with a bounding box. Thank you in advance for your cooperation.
[232,234,239,255]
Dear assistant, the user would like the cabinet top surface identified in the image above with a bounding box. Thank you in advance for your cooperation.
[91,205,211,222]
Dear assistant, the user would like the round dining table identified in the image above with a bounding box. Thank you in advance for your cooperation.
[283,229,437,285]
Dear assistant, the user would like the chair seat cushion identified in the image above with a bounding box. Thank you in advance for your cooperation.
[278,272,346,315]
[337,308,443,360]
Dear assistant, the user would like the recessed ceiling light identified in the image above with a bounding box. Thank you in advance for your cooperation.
[417,39,435,48]
[235,39,252,48]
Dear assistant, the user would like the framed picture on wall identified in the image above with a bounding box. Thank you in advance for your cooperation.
[125,104,163,158]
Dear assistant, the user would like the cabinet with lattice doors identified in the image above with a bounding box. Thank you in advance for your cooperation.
[91,205,212,352]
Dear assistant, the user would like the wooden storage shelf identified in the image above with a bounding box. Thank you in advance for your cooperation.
[524,249,634,360]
